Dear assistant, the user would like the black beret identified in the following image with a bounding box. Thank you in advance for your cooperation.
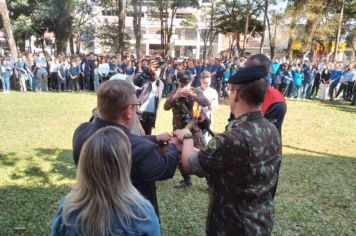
[228,66,268,84]
[177,70,192,84]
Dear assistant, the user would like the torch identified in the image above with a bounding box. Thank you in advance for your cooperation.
[186,102,215,137]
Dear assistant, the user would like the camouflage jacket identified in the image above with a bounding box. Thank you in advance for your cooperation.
[197,111,282,235]
[164,88,210,149]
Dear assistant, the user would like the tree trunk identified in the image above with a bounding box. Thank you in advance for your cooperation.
[242,0,250,56]
[165,8,177,59]
[54,0,74,55]
[0,0,17,57]
[287,15,297,60]
[118,0,126,56]
[76,34,81,54]
[69,34,75,55]
[207,2,215,57]
[334,0,344,61]
[266,13,275,58]
[132,0,143,59]
[259,0,268,53]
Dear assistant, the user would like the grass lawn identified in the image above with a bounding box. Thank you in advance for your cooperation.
[0,92,355,235]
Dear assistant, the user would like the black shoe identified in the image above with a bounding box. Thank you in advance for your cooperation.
[174,180,192,188]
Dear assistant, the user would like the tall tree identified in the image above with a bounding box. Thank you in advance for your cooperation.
[242,0,251,56]
[53,0,74,54]
[0,0,17,57]
[285,0,305,60]
[118,0,126,56]
[218,0,263,56]
[152,0,199,58]
[132,0,143,59]
[334,0,345,60]
[266,10,282,58]
[259,0,269,53]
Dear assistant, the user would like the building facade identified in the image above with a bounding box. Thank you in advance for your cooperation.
[85,0,222,59]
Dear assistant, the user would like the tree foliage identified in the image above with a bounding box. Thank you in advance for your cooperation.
[217,0,263,56]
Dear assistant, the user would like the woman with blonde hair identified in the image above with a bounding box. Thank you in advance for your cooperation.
[51,126,160,236]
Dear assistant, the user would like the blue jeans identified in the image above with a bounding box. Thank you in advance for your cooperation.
[36,72,48,92]
[27,73,34,91]
[57,77,66,92]
[94,74,100,92]
[292,84,302,98]
[1,76,10,92]
[302,82,313,99]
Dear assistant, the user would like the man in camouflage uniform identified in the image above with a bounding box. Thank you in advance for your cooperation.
[164,70,210,188]
[173,66,282,235]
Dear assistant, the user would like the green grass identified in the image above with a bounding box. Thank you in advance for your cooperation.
[0,92,355,235]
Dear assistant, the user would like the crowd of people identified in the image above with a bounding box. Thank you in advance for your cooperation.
[48,52,290,236]
[1,52,355,105]
[269,57,356,103]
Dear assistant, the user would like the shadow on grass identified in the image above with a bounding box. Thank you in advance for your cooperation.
[0,152,18,167]
[317,99,356,114]
[0,185,71,235]
[0,149,76,182]
[283,145,356,159]
[34,148,76,180]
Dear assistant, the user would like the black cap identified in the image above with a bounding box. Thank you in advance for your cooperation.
[228,66,268,84]
[177,71,192,84]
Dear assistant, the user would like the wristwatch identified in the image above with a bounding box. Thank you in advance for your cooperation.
[183,133,193,140]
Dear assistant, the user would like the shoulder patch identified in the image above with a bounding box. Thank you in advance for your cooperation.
[207,137,219,151]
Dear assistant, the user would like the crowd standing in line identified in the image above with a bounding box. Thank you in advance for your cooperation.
[1,52,355,105]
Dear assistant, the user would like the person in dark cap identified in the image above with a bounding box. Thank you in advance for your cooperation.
[164,70,210,188]
[172,66,282,235]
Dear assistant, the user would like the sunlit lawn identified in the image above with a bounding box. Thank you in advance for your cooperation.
[0,92,355,235]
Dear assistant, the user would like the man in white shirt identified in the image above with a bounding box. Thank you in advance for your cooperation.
[198,71,219,144]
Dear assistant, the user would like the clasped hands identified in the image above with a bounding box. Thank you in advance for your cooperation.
[156,128,192,152]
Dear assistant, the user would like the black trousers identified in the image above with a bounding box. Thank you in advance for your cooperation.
[83,73,91,91]
[278,83,288,96]
[139,112,156,135]
[329,83,338,100]
[311,81,320,97]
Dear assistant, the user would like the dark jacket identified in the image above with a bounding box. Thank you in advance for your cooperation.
[134,68,164,127]
[72,117,179,215]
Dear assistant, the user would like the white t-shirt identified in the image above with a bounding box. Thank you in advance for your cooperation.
[139,81,158,113]
[199,86,218,122]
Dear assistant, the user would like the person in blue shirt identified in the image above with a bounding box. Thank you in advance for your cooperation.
[193,60,203,88]
[336,65,356,101]
[51,126,161,236]
[124,60,135,76]
[329,64,343,101]
[277,64,286,92]
[0,58,13,93]
[119,57,128,74]
[301,62,316,100]
[35,52,49,92]
[271,57,281,89]
[292,66,304,99]
[57,59,67,92]
[108,57,118,78]
[69,60,80,92]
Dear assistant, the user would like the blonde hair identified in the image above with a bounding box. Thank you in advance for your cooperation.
[62,126,148,235]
